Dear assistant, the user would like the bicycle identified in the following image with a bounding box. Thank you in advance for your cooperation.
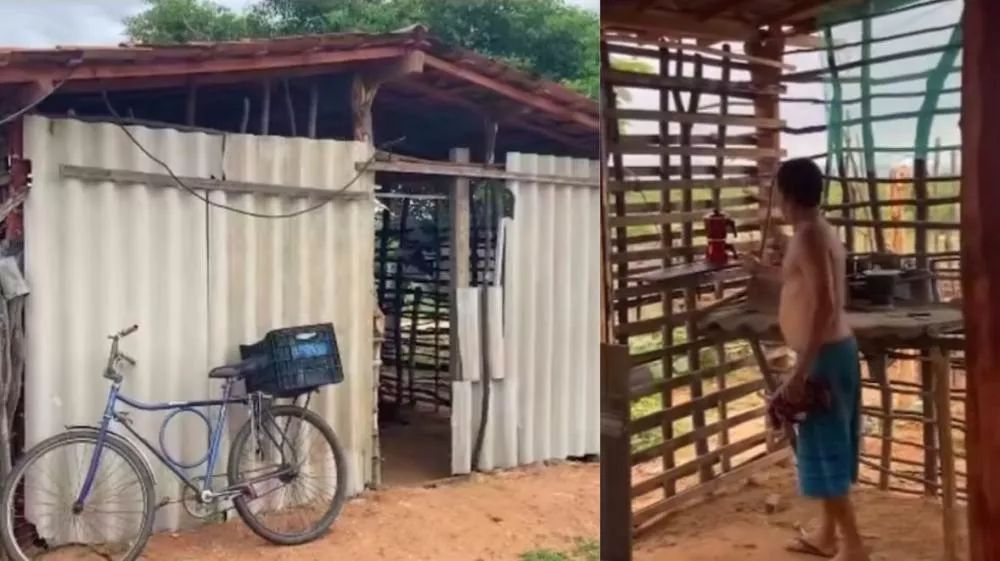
[0,325,348,561]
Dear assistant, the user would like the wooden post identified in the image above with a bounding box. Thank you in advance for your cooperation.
[239,97,250,134]
[308,82,319,139]
[351,74,376,143]
[394,199,411,406]
[282,79,297,137]
[657,44,676,496]
[959,2,1000,557]
[601,344,633,561]
[449,148,471,382]
[746,28,784,248]
[432,200,443,411]
[351,52,426,143]
[185,83,198,126]
[408,287,422,406]
[869,353,893,490]
[600,41,631,335]
[932,346,959,561]
[260,81,271,136]
[377,207,391,304]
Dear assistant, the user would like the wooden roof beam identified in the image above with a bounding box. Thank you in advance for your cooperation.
[423,55,598,130]
[1,46,409,85]
[391,79,594,151]
[696,0,759,21]
[603,4,759,42]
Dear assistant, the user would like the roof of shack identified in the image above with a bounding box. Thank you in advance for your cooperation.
[0,26,597,155]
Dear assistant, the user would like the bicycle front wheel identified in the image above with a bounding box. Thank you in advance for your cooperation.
[227,404,347,545]
[0,430,156,561]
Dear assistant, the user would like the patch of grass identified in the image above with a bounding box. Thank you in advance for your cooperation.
[520,550,569,561]
[520,539,599,561]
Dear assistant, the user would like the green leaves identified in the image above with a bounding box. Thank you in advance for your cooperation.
[123,0,599,99]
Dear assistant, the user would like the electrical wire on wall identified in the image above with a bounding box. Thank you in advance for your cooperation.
[101,90,403,220]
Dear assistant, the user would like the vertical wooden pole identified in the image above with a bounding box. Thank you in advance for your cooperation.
[307,82,319,139]
[932,346,959,561]
[260,81,272,136]
[600,41,630,336]
[601,344,633,561]
[869,354,893,490]
[283,79,297,137]
[408,286,422,406]
[449,148,472,383]
[959,1,1000,556]
[185,83,198,126]
[715,44,732,474]
[657,44,676,496]
[351,74,378,143]
[677,49,712,484]
[239,97,251,134]
[394,199,411,406]
[432,200,443,410]
[377,208,391,305]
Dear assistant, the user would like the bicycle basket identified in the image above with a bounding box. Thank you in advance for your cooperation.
[239,323,343,397]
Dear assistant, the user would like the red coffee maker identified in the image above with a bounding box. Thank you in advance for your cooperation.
[705,209,738,266]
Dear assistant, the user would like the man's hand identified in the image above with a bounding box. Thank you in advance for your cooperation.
[777,370,808,405]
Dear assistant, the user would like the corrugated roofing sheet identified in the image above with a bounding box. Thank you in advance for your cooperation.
[21,115,376,533]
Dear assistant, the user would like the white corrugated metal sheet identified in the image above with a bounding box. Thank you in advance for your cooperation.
[22,116,375,533]
[452,152,600,473]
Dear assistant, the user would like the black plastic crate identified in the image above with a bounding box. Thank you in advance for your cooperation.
[239,323,343,397]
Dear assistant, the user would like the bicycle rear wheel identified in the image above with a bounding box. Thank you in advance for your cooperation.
[0,430,156,561]
[227,404,347,545]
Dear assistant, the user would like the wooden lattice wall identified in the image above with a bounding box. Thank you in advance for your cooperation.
[374,184,503,411]
[601,33,787,535]
[601,22,967,548]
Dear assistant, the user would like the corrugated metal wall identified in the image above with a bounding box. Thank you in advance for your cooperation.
[22,116,375,531]
[452,152,600,472]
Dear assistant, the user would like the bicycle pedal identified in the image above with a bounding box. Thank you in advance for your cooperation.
[157,497,173,508]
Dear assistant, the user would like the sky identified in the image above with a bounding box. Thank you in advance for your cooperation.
[612,0,962,170]
[0,0,598,48]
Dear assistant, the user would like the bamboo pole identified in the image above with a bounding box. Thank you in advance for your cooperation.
[658,43,677,497]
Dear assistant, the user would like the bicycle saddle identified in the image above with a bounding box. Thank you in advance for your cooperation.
[208,356,267,379]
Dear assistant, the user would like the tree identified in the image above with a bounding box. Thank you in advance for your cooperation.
[124,0,600,98]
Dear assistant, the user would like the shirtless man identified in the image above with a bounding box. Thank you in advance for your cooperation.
[745,158,868,561]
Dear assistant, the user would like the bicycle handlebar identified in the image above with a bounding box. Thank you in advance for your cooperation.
[119,325,139,338]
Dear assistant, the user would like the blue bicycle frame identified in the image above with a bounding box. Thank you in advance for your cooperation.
[74,375,252,509]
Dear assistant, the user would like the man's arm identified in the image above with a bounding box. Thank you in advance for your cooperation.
[791,225,837,384]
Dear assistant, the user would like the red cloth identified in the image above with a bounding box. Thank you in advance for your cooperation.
[766,378,832,431]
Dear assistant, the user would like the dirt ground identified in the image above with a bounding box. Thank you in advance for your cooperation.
[634,463,967,561]
[138,462,598,561]
[379,407,452,486]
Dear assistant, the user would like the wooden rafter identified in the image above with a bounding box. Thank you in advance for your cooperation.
[389,79,593,151]
[423,55,598,130]
[603,4,759,42]
[5,46,409,85]
[697,0,758,21]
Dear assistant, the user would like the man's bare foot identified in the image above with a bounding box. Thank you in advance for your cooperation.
[785,528,837,557]
[832,543,870,561]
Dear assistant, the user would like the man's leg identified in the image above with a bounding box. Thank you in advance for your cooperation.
[828,493,869,561]
[787,499,836,555]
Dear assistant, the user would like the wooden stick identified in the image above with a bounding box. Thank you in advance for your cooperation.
[408,287,422,406]
[307,82,319,139]
[932,346,959,561]
[283,79,297,137]
[185,82,197,126]
[657,43,677,497]
[260,80,271,136]
[239,97,250,134]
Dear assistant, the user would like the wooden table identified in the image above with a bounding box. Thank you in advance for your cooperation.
[698,302,963,561]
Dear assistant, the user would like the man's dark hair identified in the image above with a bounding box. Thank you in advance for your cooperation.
[776,158,823,209]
